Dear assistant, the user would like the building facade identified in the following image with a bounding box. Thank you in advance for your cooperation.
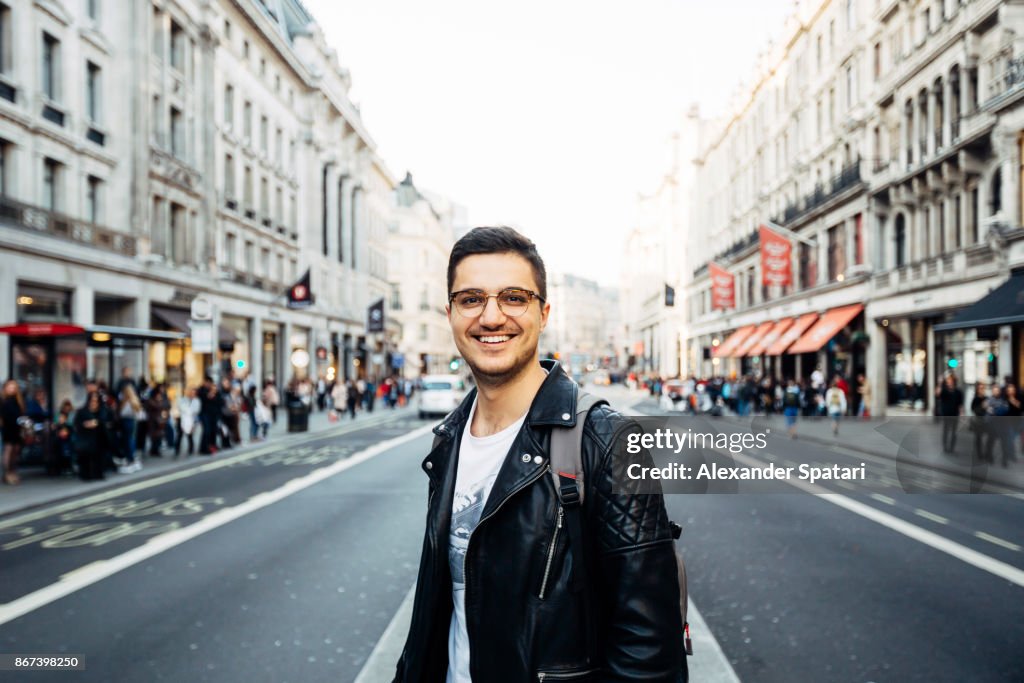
[684,0,1024,417]
[387,173,458,378]
[0,0,395,410]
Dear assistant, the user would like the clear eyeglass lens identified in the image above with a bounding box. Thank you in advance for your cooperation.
[454,290,531,317]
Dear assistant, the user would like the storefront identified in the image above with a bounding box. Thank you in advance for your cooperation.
[935,270,1024,392]
[150,305,207,392]
[262,324,280,385]
[0,324,185,413]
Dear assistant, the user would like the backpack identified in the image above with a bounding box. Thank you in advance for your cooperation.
[550,391,693,663]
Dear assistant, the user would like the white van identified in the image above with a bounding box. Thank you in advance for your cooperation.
[418,374,468,419]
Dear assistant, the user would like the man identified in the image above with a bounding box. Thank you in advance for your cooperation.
[394,227,685,682]
[935,373,964,453]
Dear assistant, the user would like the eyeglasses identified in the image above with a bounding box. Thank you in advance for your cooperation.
[448,288,545,318]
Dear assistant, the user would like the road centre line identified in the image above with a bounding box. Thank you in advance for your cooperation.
[973,531,1022,552]
[727,449,1024,588]
[0,411,415,531]
[870,493,896,505]
[0,423,437,628]
[914,509,949,525]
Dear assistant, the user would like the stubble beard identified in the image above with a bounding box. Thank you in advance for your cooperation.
[463,342,538,391]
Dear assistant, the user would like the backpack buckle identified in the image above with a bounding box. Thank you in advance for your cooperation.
[557,472,581,507]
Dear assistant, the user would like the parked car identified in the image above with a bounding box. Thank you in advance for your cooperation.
[418,374,468,419]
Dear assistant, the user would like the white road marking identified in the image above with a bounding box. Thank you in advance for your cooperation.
[914,509,949,525]
[353,588,743,683]
[0,423,437,627]
[870,493,895,505]
[728,450,1024,587]
[973,532,1022,552]
[0,410,414,530]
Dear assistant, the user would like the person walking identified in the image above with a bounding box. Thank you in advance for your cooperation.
[176,387,200,456]
[936,374,964,454]
[331,380,348,421]
[971,383,992,463]
[199,378,222,455]
[74,392,110,481]
[393,227,685,682]
[1,379,26,486]
[346,379,359,419]
[856,373,871,418]
[782,378,802,439]
[826,378,847,436]
[262,380,280,423]
[245,385,262,442]
[145,384,170,457]
[118,384,144,473]
[987,385,1014,467]
[1007,383,1022,460]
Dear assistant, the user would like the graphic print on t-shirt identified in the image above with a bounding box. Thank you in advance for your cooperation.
[449,474,498,587]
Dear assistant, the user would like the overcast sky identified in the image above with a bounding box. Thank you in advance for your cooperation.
[303,0,795,286]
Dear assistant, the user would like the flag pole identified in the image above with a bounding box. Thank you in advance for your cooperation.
[763,220,817,246]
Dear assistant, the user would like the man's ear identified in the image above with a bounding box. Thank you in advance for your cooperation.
[539,301,551,330]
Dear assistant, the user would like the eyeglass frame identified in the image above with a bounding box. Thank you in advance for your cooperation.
[447,287,547,318]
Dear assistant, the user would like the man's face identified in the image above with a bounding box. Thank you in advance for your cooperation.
[447,252,549,387]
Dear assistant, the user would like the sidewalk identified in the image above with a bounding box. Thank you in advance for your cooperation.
[0,405,415,518]
[632,397,1024,492]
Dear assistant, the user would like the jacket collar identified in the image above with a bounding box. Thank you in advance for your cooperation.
[432,359,578,439]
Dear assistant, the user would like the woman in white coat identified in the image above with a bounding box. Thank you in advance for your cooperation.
[175,387,201,457]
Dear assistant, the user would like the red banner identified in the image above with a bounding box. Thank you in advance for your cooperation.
[709,262,735,310]
[760,224,792,287]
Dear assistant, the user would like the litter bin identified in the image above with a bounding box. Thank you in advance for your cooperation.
[287,398,309,433]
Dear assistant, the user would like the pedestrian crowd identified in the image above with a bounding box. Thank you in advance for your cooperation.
[0,367,281,486]
[1,367,420,487]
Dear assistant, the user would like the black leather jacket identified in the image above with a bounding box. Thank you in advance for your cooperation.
[394,361,685,682]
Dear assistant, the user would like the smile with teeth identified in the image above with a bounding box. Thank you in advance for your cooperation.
[477,335,513,344]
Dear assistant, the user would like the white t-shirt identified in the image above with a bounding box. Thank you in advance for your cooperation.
[446,399,527,683]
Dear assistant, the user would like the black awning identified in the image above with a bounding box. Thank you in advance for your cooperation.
[151,305,191,333]
[152,305,236,346]
[935,272,1024,331]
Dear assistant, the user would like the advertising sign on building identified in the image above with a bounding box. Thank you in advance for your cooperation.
[760,224,792,287]
[709,262,735,310]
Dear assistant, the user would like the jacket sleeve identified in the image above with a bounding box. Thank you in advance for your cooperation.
[585,411,685,682]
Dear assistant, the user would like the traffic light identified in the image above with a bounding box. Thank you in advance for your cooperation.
[450,357,460,371]
[235,359,246,370]
[947,358,959,369]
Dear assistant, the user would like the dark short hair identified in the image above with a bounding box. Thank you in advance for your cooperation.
[447,226,547,299]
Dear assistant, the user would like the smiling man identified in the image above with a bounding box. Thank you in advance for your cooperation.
[393,227,686,683]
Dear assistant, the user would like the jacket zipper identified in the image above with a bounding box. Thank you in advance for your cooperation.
[465,463,548,678]
[537,669,597,681]
[538,504,564,600]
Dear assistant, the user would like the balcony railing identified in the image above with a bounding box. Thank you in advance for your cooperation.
[772,157,863,227]
[0,194,136,257]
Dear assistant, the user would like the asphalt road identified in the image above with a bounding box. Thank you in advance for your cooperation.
[0,412,432,682]
[0,387,1021,682]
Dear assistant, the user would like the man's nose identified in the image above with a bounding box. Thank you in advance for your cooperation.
[478,296,507,327]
